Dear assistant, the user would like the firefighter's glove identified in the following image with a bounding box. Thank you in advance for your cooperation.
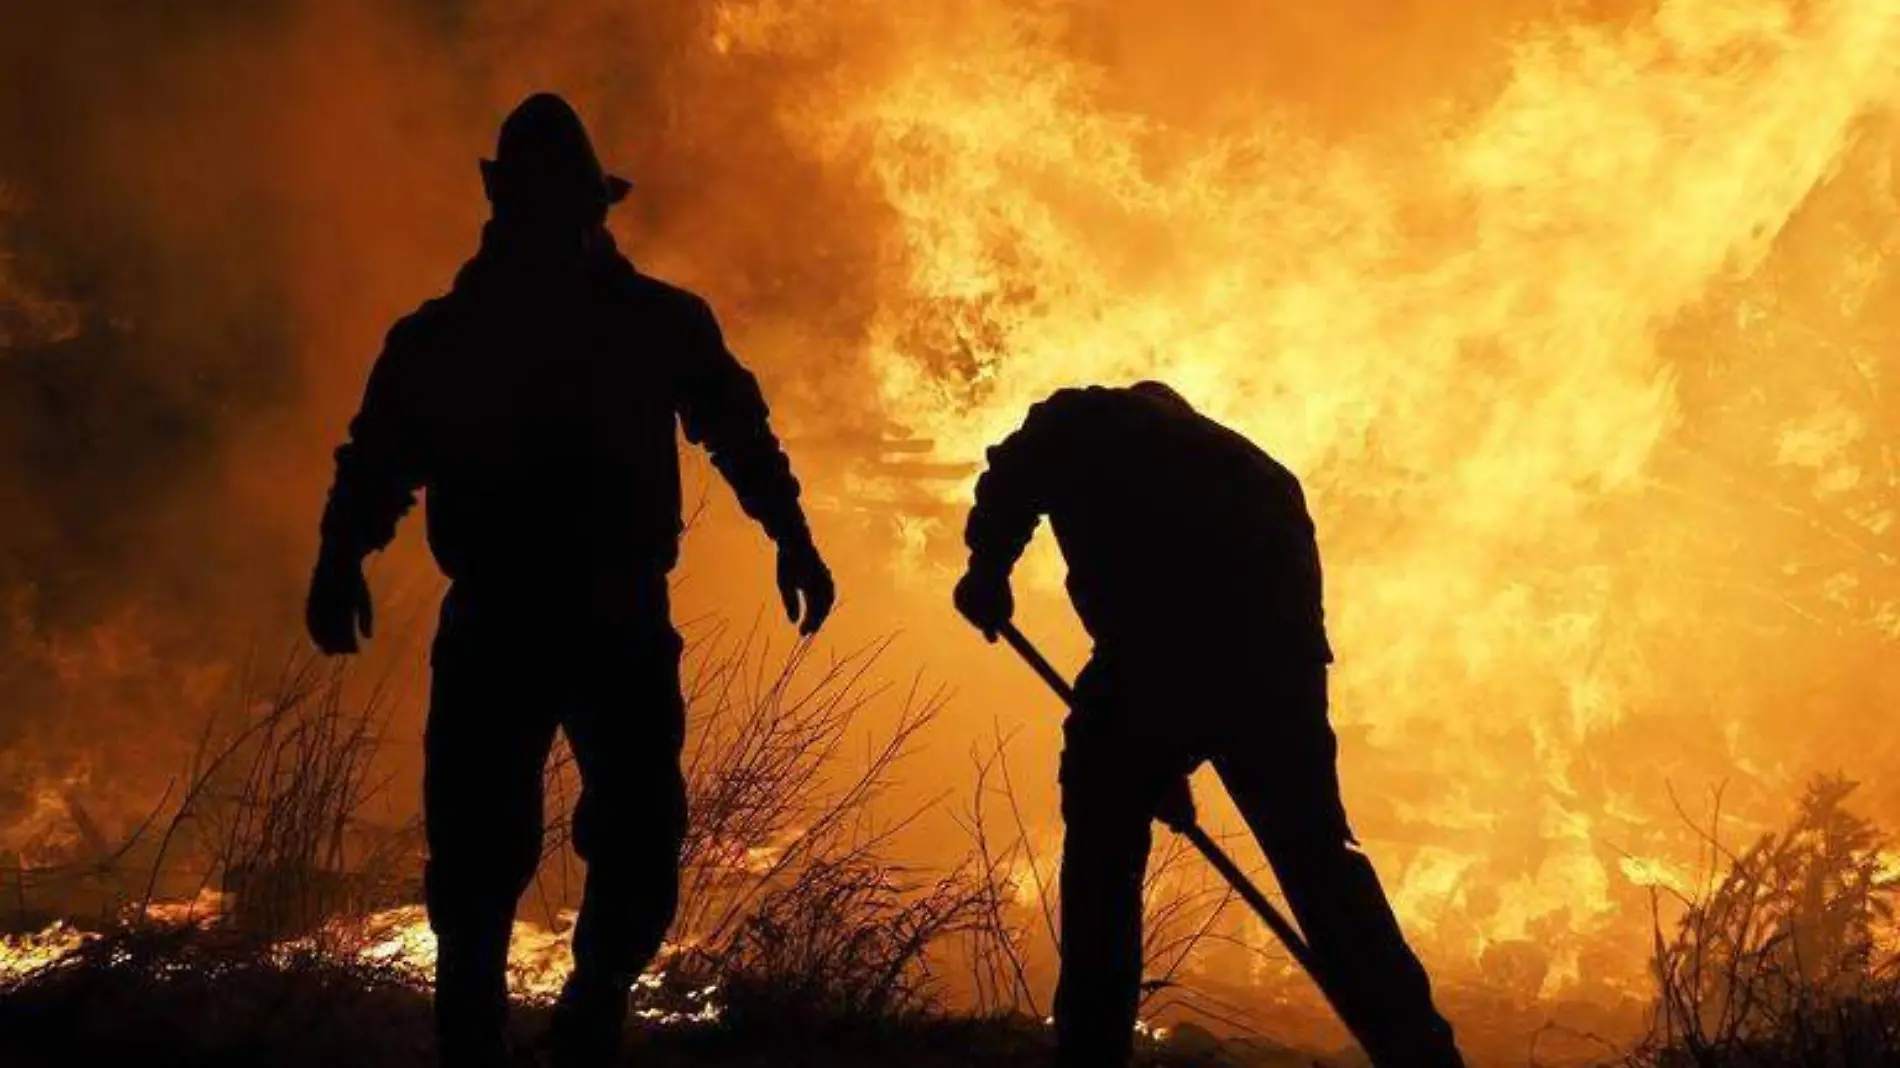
[1155,775,1197,834]
[306,548,373,656]
[777,537,836,637]
[953,565,1014,643]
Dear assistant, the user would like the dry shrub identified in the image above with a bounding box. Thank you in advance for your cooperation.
[10,620,1257,1043]
[107,621,994,1028]
[954,725,1262,1035]
[1633,774,1900,1066]
[715,855,987,1026]
[139,649,418,940]
[520,621,992,1024]
[661,624,993,1025]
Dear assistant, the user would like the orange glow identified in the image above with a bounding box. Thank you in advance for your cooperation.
[0,901,721,1024]
[0,923,94,985]
[697,0,1900,1002]
[5,0,1900,1050]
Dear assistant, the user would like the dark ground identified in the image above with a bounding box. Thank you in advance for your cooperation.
[0,929,1334,1068]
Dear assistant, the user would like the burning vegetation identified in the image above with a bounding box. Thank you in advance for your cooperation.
[0,634,1247,1065]
[3,0,1900,1064]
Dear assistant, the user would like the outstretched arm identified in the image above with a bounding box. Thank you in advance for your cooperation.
[957,392,1079,639]
[675,297,834,635]
[308,316,430,654]
[964,392,1079,575]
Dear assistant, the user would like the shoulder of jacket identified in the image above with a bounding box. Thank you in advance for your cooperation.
[1030,385,1123,423]
[615,269,714,321]
[372,294,479,386]
[387,294,460,346]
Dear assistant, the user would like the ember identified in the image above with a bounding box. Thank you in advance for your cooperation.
[0,922,94,984]
[1,900,724,1024]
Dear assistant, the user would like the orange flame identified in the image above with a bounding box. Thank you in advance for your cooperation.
[2,900,720,1025]
[706,0,1900,998]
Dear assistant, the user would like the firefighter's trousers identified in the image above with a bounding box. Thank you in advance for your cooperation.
[1054,653,1463,1068]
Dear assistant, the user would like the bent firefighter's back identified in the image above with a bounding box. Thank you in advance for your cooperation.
[1034,384,1330,660]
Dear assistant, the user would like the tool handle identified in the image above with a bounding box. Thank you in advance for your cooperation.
[1178,822,1321,976]
[996,620,1337,1006]
[998,622,1077,706]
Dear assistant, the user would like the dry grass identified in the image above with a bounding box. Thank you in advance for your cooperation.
[0,625,1083,1062]
[1625,775,1900,1067]
[952,724,1268,1038]
[20,642,1900,1067]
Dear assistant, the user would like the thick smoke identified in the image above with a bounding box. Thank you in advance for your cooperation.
[0,0,878,816]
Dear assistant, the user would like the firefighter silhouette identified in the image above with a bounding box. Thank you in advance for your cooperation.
[306,93,834,1068]
[954,382,1463,1068]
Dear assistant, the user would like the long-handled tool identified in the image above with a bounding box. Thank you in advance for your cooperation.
[996,620,1343,1013]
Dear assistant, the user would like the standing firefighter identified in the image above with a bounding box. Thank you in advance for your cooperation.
[954,382,1463,1068]
[305,94,835,1068]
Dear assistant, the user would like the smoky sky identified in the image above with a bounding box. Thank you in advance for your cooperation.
[0,0,868,631]
[0,0,916,823]
[0,3,309,623]
[0,0,1631,631]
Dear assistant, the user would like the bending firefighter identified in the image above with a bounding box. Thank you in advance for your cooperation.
[305,94,834,1068]
[954,382,1463,1068]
